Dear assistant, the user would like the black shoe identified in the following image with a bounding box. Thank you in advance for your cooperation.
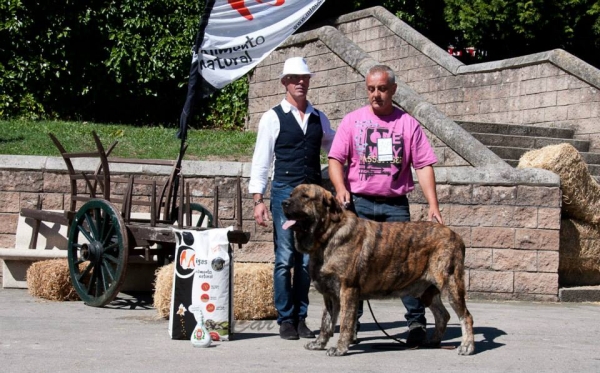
[405,325,427,348]
[296,320,315,339]
[279,322,299,340]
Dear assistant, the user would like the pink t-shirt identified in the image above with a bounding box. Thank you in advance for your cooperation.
[328,106,437,197]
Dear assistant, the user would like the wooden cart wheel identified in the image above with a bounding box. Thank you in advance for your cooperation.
[170,203,214,228]
[68,199,129,307]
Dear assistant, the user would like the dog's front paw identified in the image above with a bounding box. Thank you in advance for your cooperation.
[326,347,347,356]
[305,340,326,351]
[457,342,475,356]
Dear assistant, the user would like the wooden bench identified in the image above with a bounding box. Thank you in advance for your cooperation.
[0,211,69,288]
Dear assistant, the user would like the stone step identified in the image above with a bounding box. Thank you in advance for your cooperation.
[457,121,575,139]
[488,146,530,161]
[588,164,600,176]
[559,285,600,302]
[471,133,590,152]
[580,152,600,165]
[490,147,600,167]
[496,149,600,176]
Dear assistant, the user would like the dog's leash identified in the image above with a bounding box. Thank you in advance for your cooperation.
[365,300,456,350]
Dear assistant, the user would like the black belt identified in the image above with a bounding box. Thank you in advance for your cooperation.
[354,194,408,204]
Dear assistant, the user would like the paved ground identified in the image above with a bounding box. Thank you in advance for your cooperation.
[1,287,599,373]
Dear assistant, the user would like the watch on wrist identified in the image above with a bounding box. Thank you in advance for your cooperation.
[254,199,264,207]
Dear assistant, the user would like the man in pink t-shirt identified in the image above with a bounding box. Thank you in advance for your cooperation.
[328,64,443,347]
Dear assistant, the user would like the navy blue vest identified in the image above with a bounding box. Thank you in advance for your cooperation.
[273,105,323,187]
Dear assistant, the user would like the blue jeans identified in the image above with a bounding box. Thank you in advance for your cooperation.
[271,181,311,325]
[351,194,427,329]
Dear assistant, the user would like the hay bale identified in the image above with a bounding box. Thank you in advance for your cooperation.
[233,262,276,320]
[26,259,80,301]
[153,262,174,319]
[153,262,276,320]
[518,143,600,223]
[559,218,600,286]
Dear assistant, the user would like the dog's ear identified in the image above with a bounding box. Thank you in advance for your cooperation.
[323,190,343,222]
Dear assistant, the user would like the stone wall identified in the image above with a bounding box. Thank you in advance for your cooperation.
[1,156,561,301]
[249,7,600,152]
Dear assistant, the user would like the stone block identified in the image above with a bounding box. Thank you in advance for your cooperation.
[537,250,559,273]
[472,186,517,205]
[436,184,472,204]
[0,192,20,213]
[515,229,559,250]
[0,214,18,234]
[43,174,79,195]
[515,186,560,207]
[509,206,538,228]
[479,98,509,114]
[465,248,492,269]
[514,272,558,295]
[543,106,568,122]
[522,108,545,123]
[409,203,428,222]
[469,270,513,293]
[546,75,569,91]
[463,86,492,101]
[537,208,561,230]
[567,102,593,120]
[521,78,547,95]
[471,227,514,248]
[0,171,43,192]
[438,89,464,104]
[0,234,16,249]
[492,249,537,271]
[518,65,541,81]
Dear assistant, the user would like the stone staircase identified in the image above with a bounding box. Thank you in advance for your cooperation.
[457,121,600,180]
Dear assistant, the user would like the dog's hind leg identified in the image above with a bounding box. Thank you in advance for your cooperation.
[445,274,475,355]
[425,288,450,347]
[306,295,338,351]
[326,286,359,356]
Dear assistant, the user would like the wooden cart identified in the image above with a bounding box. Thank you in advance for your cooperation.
[20,132,249,307]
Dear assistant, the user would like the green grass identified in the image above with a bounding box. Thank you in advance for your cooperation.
[0,120,257,162]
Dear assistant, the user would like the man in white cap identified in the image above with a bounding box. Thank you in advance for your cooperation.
[249,57,335,340]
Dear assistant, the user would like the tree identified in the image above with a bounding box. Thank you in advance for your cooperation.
[444,0,600,67]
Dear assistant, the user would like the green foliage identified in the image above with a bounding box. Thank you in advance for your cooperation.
[201,77,249,131]
[0,0,248,130]
[444,0,600,66]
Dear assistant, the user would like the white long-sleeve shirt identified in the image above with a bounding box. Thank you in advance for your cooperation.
[248,99,336,195]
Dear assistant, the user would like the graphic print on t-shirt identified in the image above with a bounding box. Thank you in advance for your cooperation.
[353,120,403,180]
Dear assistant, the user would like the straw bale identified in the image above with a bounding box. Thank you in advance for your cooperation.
[153,262,174,319]
[26,259,80,301]
[153,262,276,320]
[559,219,600,286]
[518,144,600,223]
[233,262,277,320]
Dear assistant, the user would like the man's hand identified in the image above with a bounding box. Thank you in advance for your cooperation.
[428,207,444,225]
[254,203,270,227]
[335,189,351,209]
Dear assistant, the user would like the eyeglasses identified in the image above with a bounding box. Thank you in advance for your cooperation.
[286,74,311,82]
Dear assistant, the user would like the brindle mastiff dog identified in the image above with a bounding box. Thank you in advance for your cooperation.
[281,184,475,357]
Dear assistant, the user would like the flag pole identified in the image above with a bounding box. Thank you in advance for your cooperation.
[174,0,217,216]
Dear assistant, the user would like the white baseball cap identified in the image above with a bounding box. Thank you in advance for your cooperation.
[280,57,315,78]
